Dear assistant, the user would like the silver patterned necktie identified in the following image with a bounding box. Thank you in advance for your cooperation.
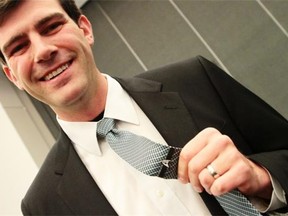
[97,118,263,216]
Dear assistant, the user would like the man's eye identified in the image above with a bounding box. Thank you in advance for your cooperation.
[42,22,63,35]
[9,42,29,57]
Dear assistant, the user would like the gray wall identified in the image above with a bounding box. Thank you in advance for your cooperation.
[82,0,288,121]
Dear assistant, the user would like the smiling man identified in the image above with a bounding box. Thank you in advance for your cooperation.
[0,0,287,215]
[1,0,106,121]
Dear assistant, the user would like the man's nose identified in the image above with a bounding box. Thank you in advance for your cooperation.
[33,37,57,63]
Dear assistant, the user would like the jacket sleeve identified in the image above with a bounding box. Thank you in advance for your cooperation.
[198,56,288,198]
[21,199,31,216]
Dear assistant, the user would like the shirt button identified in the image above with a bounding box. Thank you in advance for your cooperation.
[156,190,165,198]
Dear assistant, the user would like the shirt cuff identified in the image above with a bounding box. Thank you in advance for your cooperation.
[250,173,287,213]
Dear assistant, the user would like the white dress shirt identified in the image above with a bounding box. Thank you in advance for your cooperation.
[58,74,286,215]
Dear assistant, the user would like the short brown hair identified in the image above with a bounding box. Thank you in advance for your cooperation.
[0,0,82,65]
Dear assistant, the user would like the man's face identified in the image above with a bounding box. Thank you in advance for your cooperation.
[0,0,96,110]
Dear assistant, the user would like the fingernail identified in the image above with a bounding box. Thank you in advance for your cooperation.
[178,177,187,184]
[194,186,203,193]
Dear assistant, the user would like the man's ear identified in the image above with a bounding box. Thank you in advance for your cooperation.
[2,65,23,90]
[78,15,94,45]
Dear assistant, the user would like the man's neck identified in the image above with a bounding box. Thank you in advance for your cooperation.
[53,74,108,122]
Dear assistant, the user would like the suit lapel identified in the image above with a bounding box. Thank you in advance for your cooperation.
[116,77,199,148]
[55,131,117,215]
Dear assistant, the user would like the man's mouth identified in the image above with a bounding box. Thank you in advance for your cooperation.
[43,62,70,81]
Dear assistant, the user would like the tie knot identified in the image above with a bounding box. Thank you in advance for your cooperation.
[97,118,115,138]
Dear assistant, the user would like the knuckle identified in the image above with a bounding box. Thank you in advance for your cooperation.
[202,127,220,136]
[199,172,211,186]
[227,150,240,162]
[221,135,232,144]
[188,161,200,175]
[213,183,228,195]
[239,183,252,194]
[179,151,190,163]
[238,161,251,176]
[216,135,232,148]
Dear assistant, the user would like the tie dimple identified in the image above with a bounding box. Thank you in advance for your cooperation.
[97,118,115,138]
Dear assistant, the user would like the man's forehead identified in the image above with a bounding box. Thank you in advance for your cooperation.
[0,0,66,51]
[1,0,64,25]
[2,0,63,21]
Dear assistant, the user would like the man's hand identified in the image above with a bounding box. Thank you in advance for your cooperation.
[177,128,272,199]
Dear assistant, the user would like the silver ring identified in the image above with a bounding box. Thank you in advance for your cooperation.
[207,164,218,178]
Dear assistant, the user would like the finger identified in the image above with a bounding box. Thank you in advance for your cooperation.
[210,161,249,196]
[198,167,217,194]
[178,128,221,183]
[202,151,246,195]
[187,134,232,190]
[187,142,219,189]
[205,137,239,177]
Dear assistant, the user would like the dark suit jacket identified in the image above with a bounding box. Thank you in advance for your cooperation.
[21,56,288,215]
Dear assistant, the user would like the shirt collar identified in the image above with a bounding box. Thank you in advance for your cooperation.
[57,74,139,156]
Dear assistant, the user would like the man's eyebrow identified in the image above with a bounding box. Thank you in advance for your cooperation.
[3,33,26,55]
[35,12,66,30]
[2,13,66,55]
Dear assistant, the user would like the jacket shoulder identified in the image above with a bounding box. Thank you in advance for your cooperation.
[22,132,72,215]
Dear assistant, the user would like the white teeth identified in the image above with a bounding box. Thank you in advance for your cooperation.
[44,63,69,81]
